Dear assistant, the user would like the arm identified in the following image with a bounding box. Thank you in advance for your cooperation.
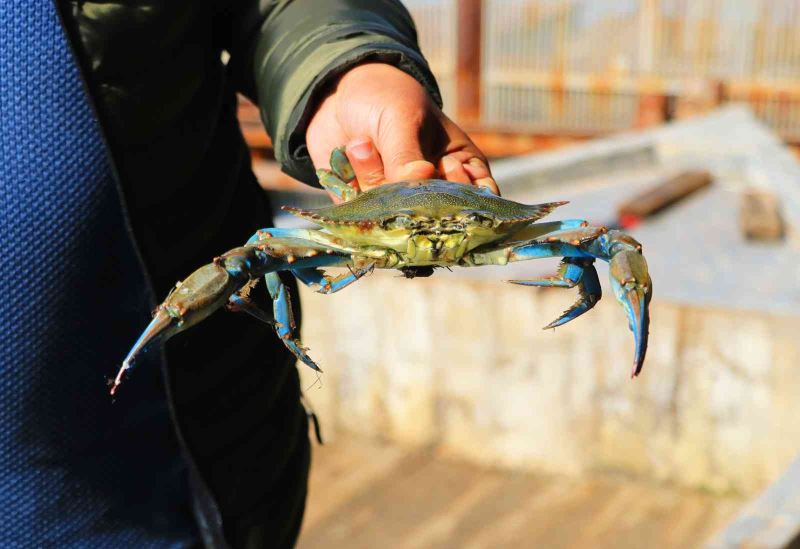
[230,0,497,195]
[230,0,441,184]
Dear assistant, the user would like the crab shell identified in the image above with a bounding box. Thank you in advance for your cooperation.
[283,180,567,265]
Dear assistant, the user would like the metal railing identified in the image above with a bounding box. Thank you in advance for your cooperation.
[403,0,800,140]
[403,0,459,113]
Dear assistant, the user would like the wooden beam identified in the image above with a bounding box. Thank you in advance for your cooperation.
[456,0,482,124]
[617,171,712,226]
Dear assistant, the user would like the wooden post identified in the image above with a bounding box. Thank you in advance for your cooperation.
[635,94,668,129]
[456,0,482,126]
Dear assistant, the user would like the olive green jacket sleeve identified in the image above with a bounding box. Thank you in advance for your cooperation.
[231,0,442,186]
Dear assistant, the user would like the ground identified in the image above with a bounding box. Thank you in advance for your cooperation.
[298,436,742,549]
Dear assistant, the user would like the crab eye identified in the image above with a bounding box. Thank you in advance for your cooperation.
[466,213,494,228]
[384,215,413,230]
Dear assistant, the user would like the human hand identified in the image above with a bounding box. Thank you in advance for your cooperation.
[306,63,499,200]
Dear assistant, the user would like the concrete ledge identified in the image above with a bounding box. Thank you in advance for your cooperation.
[299,273,800,496]
[705,454,800,548]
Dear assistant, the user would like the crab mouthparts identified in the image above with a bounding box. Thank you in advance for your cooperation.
[406,231,469,264]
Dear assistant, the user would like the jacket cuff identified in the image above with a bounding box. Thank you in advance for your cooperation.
[256,15,441,186]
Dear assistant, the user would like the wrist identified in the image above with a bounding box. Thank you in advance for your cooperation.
[335,62,432,101]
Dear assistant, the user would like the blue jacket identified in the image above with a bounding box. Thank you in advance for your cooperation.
[2,1,439,547]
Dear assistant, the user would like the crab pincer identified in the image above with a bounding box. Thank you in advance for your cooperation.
[110,260,245,395]
[609,248,652,377]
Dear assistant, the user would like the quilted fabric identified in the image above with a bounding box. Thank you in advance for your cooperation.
[0,3,197,547]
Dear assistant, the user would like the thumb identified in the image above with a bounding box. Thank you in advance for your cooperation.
[377,117,436,182]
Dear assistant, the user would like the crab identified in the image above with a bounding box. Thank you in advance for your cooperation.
[110,148,652,395]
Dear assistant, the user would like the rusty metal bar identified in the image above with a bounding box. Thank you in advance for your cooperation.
[456,0,482,124]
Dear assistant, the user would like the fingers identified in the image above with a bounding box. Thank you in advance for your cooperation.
[343,136,500,194]
[462,157,491,180]
[376,115,438,184]
[345,131,500,195]
[438,150,500,195]
[465,158,500,195]
[346,138,385,190]
[440,155,471,184]
[346,137,437,191]
[397,160,438,181]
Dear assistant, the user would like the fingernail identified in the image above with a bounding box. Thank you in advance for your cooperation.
[467,157,486,168]
[442,155,460,172]
[348,139,373,160]
[475,177,500,195]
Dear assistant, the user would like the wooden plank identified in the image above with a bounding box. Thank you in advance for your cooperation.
[428,472,554,549]
[303,438,407,530]
[299,449,482,549]
[740,189,785,241]
[298,437,743,549]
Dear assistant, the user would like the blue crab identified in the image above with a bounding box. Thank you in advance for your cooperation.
[110,148,652,395]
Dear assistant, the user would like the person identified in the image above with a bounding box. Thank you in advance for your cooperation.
[0,1,495,547]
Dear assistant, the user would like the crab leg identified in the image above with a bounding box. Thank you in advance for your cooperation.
[606,244,651,378]
[469,227,651,377]
[509,257,593,288]
[292,264,375,294]
[263,272,325,373]
[250,263,377,373]
[226,281,275,326]
[111,229,357,395]
[505,219,592,243]
[316,147,359,202]
[508,258,601,329]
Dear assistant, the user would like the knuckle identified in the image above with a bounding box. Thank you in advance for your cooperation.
[360,168,386,185]
[386,150,418,167]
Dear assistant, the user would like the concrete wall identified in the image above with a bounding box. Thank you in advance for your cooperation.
[298,271,800,496]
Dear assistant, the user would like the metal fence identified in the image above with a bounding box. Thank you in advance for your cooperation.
[404,0,800,140]
[403,0,459,113]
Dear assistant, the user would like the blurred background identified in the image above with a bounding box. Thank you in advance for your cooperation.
[240,2,800,548]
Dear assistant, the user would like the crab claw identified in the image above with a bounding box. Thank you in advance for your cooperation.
[609,250,652,377]
[110,309,176,396]
[111,262,241,395]
[508,258,601,329]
